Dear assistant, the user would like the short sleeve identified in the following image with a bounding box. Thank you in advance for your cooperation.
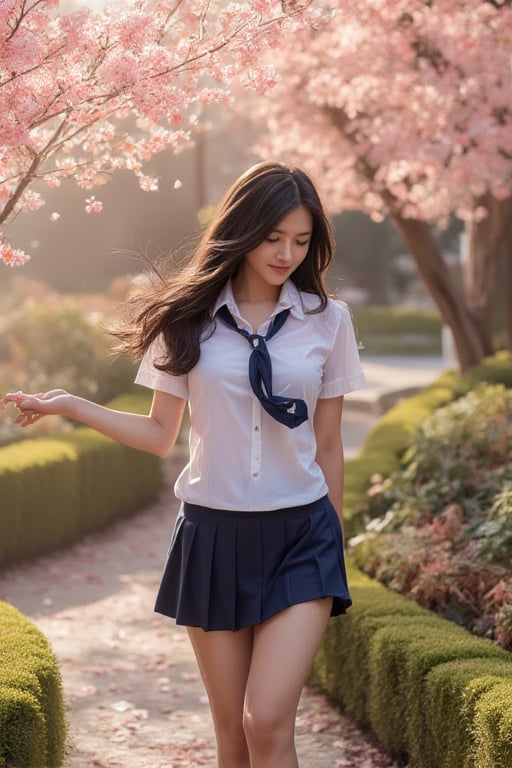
[134,334,189,400]
[319,301,366,398]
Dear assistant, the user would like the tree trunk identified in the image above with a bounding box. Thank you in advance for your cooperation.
[463,194,511,356]
[505,223,512,351]
[323,106,501,372]
[390,214,487,372]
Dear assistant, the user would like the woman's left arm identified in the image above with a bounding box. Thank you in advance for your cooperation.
[313,396,345,523]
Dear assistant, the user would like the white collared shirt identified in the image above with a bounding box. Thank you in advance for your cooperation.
[135,280,366,511]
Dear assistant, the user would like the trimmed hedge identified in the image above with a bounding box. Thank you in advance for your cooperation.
[0,601,66,768]
[312,351,512,767]
[475,681,512,768]
[351,306,443,356]
[352,306,442,337]
[312,563,512,768]
[0,390,162,570]
[0,389,164,767]
[425,660,512,768]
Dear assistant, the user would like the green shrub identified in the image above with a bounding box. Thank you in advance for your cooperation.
[0,300,135,446]
[474,680,512,768]
[365,383,512,523]
[312,351,512,767]
[311,564,430,726]
[452,350,512,393]
[351,305,443,355]
[0,390,162,569]
[424,659,512,768]
[349,382,512,649]
[0,389,164,767]
[0,301,134,403]
[352,305,442,337]
[0,602,65,767]
[312,562,512,767]
[343,353,512,537]
[343,371,459,537]
[373,625,507,765]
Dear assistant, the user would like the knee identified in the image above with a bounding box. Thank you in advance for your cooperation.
[243,703,292,752]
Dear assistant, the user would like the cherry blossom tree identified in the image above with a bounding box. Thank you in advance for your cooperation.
[0,0,312,267]
[253,0,512,371]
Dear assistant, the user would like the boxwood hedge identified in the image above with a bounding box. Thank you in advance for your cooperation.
[0,388,163,767]
[0,601,66,768]
[312,351,512,768]
[0,390,162,570]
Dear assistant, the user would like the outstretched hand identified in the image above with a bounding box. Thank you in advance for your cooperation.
[0,389,76,427]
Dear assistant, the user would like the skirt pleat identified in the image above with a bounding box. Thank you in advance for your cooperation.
[154,495,352,632]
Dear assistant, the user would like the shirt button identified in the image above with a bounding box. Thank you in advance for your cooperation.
[254,426,260,431]
[252,472,258,477]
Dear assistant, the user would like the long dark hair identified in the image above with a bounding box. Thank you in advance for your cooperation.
[113,160,335,375]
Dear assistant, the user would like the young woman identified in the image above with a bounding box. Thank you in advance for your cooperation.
[1,161,366,768]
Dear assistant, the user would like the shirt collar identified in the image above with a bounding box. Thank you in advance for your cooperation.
[213,279,306,322]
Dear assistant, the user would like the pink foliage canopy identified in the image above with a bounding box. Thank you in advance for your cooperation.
[0,0,313,266]
[254,0,512,226]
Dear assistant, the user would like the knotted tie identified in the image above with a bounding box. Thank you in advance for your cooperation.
[217,305,308,429]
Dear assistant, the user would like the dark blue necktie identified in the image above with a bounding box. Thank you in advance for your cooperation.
[217,305,308,429]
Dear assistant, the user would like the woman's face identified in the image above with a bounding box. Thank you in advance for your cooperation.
[239,205,313,295]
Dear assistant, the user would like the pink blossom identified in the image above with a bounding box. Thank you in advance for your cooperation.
[85,196,103,214]
[138,175,159,192]
[249,0,512,224]
[0,241,31,266]
[0,0,307,258]
[21,190,45,211]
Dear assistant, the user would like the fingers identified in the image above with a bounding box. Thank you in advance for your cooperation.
[0,391,25,408]
[1,392,46,427]
[14,410,43,428]
[1,390,73,426]
[2,391,48,408]
[12,395,39,410]
[1,389,68,406]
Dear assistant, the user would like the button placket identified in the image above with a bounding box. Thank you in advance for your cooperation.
[250,397,262,477]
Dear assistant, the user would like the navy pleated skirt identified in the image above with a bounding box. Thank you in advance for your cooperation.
[154,495,352,632]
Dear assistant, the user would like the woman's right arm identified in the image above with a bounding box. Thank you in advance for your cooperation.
[1,388,187,457]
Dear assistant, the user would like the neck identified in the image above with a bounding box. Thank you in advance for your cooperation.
[232,275,281,305]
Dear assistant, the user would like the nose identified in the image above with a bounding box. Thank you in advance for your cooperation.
[277,241,292,262]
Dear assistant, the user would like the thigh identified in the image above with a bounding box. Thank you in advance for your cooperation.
[245,599,332,722]
[187,626,254,726]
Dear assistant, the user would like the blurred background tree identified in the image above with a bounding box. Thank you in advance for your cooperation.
[246,0,512,371]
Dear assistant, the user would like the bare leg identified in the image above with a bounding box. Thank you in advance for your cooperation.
[187,626,253,768]
[243,598,332,768]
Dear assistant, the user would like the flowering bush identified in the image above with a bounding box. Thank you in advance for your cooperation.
[0,279,134,445]
[350,384,512,649]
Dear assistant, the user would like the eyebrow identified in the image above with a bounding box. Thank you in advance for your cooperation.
[272,228,312,236]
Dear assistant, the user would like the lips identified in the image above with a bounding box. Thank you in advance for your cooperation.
[269,265,289,273]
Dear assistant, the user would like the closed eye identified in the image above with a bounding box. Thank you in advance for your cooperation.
[266,237,310,246]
